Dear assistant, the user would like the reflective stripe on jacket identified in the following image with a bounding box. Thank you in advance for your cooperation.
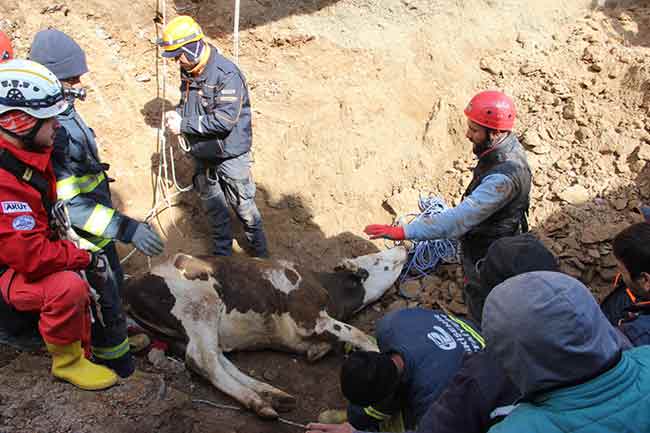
[53,105,137,250]
[177,45,253,161]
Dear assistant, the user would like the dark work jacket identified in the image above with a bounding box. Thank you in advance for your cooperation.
[352,309,484,430]
[601,276,650,347]
[461,134,531,263]
[178,45,252,163]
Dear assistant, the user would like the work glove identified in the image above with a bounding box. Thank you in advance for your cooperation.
[164,111,182,135]
[132,223,165,256]
[363,224,405,240]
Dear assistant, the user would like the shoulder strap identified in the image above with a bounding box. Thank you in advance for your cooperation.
[0,148,53,216]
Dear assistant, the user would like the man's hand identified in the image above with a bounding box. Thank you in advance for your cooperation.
[363,224,405,240]
[132,223,165,256]
[164,111,182,135]
[305,422,355,433]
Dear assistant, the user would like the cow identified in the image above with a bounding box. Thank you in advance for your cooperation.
[123,246,408,419]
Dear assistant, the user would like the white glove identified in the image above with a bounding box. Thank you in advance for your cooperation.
[164,111,182,135]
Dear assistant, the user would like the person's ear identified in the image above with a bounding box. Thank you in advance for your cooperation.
[640,272,650,293]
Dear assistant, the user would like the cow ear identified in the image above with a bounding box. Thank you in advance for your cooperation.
[355,268,370,282]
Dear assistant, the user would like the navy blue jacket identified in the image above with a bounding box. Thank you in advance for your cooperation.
[600,276,650,347]
[52,104,137,251]
[178,45,252,162]
[353,309,484,430]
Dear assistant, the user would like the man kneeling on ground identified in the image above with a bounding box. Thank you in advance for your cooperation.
[306,234,558,433]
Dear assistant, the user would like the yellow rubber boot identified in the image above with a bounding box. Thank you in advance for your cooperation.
[46,341,118,390]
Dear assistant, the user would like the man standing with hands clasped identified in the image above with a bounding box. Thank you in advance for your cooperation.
[160,16,268,258]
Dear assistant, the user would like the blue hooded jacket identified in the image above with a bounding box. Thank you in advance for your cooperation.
[483,271,650,433]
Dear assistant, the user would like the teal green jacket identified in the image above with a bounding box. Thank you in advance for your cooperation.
[489,346,650,433]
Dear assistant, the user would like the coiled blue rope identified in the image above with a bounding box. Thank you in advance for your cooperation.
[395,196,458,298]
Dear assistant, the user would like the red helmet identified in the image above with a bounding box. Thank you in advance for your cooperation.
[0,31,13,63]
[464,90,516,131]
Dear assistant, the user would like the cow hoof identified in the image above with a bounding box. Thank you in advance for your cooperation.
[255,405,279,419]
[307,343,332,362]
[261,391,297,413]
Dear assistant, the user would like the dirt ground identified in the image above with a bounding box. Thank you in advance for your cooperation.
[1,0,650,431]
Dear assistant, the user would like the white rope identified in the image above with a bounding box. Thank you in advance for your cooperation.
[233,0,240,65]
[120,0,193,265]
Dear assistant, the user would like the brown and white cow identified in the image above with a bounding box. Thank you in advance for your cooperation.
[123,247,407,418]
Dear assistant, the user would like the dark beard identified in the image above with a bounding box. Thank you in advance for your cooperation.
[472,136,493,157]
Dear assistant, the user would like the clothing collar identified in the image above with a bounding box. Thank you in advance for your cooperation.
[477,132,517,162]
[0,134,53,172]
[182,44,216,80]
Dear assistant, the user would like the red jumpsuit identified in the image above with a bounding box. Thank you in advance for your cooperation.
[0,137,91,346]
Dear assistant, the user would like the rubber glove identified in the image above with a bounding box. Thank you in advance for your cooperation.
[363,224,405,240]
[164,111,182,135]
[132,223,165,256]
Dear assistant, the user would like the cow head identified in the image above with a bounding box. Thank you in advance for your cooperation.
[336,246,408,305]
[324,246,408,320]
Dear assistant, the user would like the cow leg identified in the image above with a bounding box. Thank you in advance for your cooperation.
[315,312,379,352]
[185,334,278,419]
[216,352,296,413]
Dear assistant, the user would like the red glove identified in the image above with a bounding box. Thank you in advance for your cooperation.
[363,224,405,240]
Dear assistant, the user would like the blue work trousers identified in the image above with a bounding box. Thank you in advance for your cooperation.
[195,153,268,257]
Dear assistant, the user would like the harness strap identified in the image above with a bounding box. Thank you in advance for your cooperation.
[0,148,53,216]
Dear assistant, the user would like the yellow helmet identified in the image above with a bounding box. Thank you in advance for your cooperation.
[158,16,204,57]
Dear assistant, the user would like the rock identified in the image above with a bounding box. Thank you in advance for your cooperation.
[383,188,421,217]
[560,262,583,279]
[447,282,462,302]
[613,136,639,158]
[135,73,151,82]
[581,222,629,244]
[587,248,601,259]
[421,274,443,292]
[557,184,590,205]
[615,158,631,175]
[522,130,550,154]
[448,300,467,316]
[398,279,421,299]
[95,27,111,40]
[386,299,408,313]
[479,57,501,75]
[551,82,572,99]
[589,63,603,73]
[519,62,542,76]
[147,348,185,373]
[575,127,591,142]
[562,100,577,120]
[637,143,650,161]
[611,197,628,210]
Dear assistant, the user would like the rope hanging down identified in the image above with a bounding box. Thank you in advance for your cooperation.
[395,196,458,298]
[120,0,193,265]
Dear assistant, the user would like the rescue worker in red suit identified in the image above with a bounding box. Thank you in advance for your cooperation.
[0,59,117,390]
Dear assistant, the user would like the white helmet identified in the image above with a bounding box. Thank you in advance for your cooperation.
[0,59,67,119]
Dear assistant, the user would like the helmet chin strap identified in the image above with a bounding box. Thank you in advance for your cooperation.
[0,118,48,152]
